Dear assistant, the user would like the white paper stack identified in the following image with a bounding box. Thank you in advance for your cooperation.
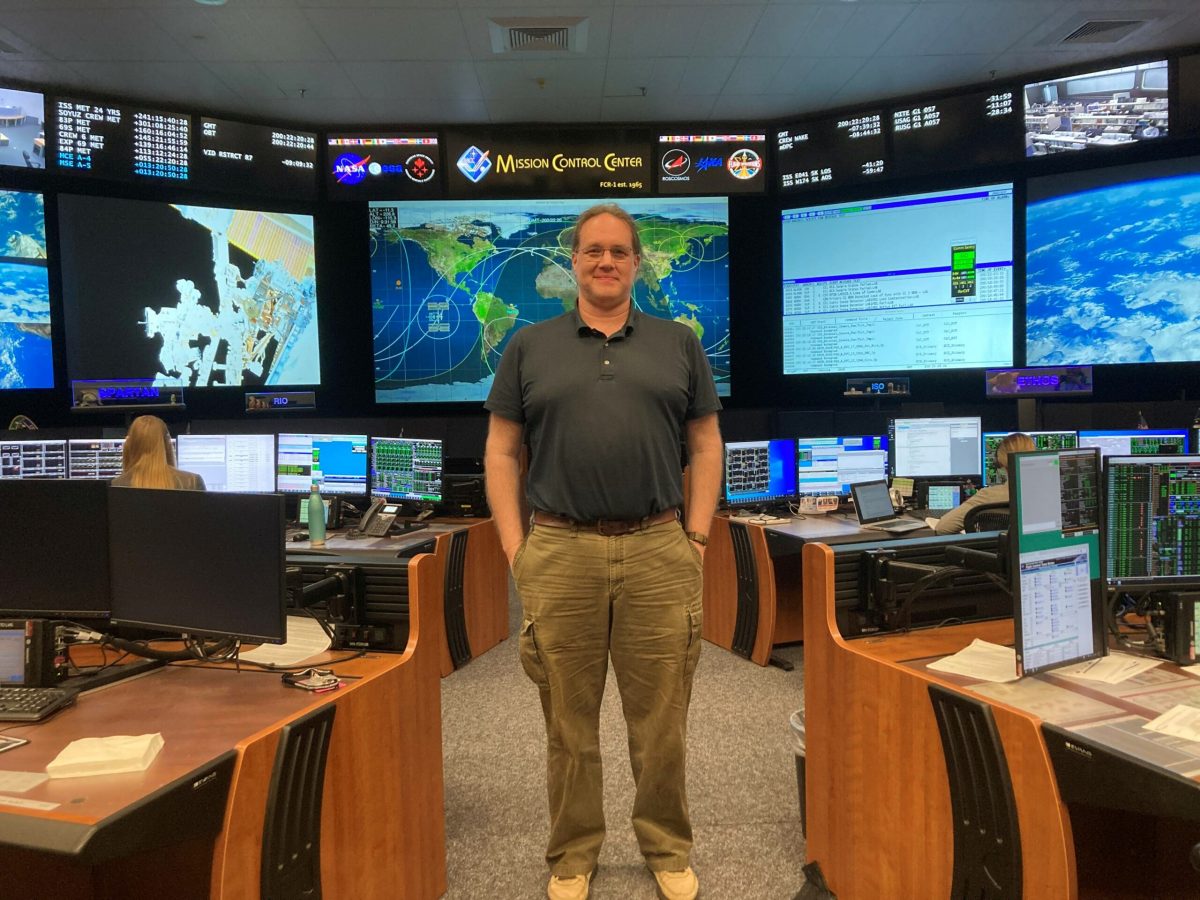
[46,733,165,779]
[927,639,1021,683]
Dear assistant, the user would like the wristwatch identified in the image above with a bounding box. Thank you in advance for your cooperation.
[685,531,708,546]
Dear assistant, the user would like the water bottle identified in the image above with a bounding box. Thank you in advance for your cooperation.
[307,482,326,548]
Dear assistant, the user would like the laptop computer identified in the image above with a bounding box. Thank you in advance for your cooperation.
[850,480,927,533]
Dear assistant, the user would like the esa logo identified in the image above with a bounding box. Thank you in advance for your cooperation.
[457,145,492,183]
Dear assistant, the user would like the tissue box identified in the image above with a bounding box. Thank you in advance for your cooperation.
[46,733,165,779]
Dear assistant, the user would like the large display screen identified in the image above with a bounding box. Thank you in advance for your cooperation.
[890,88,1021,176]
[1027,156,1200,367]
[276,433,368,495]
[369,197,729,403]
[1024,60,1168,157]
[59,195,320,388]
[196,118,317,198]
[443,128,651,197]
[890,416,982,478]
[776,110,885,191]
[327,133,441,199]
[1104,455,1200,590]
[656,132,766,194]
[781,184,1014,374]
[0,189,51,390]
[54,98,189,181]
[0,85,46,170]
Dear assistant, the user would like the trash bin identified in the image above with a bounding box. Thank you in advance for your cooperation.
[789,708,806,835]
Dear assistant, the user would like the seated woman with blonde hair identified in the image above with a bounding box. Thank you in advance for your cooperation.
[111,415,206,491]
[932,431,1035,534]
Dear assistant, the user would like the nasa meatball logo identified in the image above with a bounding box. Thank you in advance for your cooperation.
[661,148,690,177]
[333,153,369,185]
[405,153,436,183]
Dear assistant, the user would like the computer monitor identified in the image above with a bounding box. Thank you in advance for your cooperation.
[276,433,368,495]
[108,488,286,644]
[0,480,111,618]
[889,417,983,478]
[1077,429,1188,459]
[68,438,125,480]
[795,435,888,496]
[1009,447,1105,676]
[370,437,443,503]
[722,439,798,507]
[1104,455,1200,592]
[0,439,67,479]
[177,434,276,493]
[981,430,1078,485]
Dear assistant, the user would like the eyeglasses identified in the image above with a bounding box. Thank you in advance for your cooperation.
[579,245,635,263]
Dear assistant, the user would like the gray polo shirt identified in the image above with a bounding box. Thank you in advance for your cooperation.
[485,306,722,522]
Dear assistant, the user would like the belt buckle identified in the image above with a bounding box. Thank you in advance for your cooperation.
[596,518,636,537]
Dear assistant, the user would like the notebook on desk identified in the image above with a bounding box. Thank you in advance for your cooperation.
[850,480,927,533]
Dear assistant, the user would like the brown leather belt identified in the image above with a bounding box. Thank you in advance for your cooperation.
[532,507,679,536]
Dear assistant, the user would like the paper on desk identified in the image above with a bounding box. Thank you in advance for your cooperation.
[0,771,47,792]
[47,733,164,779]
[1057,652,1162,684]
[927,638,1020,683]
[239,616,332,667]
[924,517,940,531]
[1143,705,1200,744]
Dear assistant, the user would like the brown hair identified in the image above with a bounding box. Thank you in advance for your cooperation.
[995,432,1036,475]
[570,203,642,257]
[121,415,177,489]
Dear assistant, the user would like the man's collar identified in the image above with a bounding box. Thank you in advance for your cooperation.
[572,302,638,336]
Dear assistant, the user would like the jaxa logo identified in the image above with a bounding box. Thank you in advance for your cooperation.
[457,146,492,183]
[333,153,370,185]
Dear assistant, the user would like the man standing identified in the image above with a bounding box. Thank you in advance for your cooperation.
[485,203,722,900]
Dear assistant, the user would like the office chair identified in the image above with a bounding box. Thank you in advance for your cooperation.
[261,703,337,900]
[928,684,1022,900]
[963,502,1010,533]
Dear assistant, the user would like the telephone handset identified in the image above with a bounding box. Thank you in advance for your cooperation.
[358,498,402,537]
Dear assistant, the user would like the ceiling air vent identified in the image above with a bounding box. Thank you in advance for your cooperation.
[1060,19,1145,44]
[489,17,588,53]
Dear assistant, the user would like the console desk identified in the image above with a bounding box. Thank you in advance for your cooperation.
[802,540,1200,899]
[0,554,447,900]
[702,513,922,666]
[290,517,508,677]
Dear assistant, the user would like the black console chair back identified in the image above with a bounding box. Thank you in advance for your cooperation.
[964,502,1011,534]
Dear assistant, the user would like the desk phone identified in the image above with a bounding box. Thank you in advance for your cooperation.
[360,500,403,537]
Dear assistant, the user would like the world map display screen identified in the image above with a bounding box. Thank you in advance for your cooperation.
[59,195,320,388]
[0,190,51,390]
[1026,155,1200,366]
[369,197,730,403]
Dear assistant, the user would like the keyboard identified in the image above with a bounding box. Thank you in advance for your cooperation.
[907,508,950,521]
[0,687,76,722]
[863,517,927,534]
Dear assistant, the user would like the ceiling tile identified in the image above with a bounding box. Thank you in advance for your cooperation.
[680,57,736,95]
[473,58,608,99]
[485,95,602,122]
[710,92,798,119]
[879,2,1042,56]
[610,5,761,58]
[0,60,80,87]
[342,60,484,100]
[303,8,471,60]
[458,5,609,59]
[602,58,687,99]
[368,95,490,125]
[723,55,786,94]
[3,9,189,61]
[600,93,716,122]
[63,60,241,109]
[149,8,332,63]
[213,61,360,102]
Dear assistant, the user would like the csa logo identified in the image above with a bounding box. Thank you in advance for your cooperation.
[661,148,690,177]
[457,145,492,183]
[727,148,762,180]
[405,153,436,183]
[333,153,370,185]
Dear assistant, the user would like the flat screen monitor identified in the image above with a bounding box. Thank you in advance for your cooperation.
[1026,155,1200,366]
[0,188,52,390]
[1078,430,1188,459]
[1024,60,1168,158]
[981,431,1078,486]
[58,194,320,389]
[723,439,797,507]
[369,196,729,402]
[327,133,441,199]
[108,488,286,643]
[196,117,317,198]
[889,417,983,478]
[54,97,189,181]
[889,88,1021,176]
[370,437,443,502]
[781,184,1014,374]
[68,438,125,480]
[276,433,368,495]
[656,131,766,194]
[776,109,885,190]
[0,85,45,170]
[795,435,888,496]
[1104,455,1200,591]
[0,479,111,618]
[1010,447,1105,676]
[176,434,276,493]
[0,438,66,479]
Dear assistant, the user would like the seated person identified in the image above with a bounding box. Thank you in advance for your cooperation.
[111,415,206,491]
[931,432,1034,534]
